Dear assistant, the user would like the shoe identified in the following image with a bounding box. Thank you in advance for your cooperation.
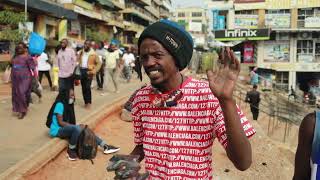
[103,145,120,154]
[18,112,26,119]
[67,148,78,161]
[85,104,91,109]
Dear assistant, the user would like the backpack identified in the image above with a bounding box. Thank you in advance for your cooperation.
[77,125,98,164]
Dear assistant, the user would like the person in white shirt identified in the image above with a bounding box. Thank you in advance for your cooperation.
[122,47,135,82]
[38,52,52,89]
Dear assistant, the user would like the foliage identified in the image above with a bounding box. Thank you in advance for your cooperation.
[86,27,111,42]
[0,9,25,26]
[0,8,25,42]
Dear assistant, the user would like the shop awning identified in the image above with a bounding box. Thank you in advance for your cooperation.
[6,0,78,20]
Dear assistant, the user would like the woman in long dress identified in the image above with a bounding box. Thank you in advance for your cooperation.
[11,42,35,119]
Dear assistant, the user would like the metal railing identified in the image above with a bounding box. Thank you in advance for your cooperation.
[234,82,311,143]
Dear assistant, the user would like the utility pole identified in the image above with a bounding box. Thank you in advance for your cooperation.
[25,0,27,21]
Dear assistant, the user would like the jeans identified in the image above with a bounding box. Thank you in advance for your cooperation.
[80,68,92,104]
[39,70,52,88]
[59,75,74,92]
[57,125,104,149]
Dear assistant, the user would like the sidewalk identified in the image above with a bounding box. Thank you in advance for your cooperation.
[0,77,145,173]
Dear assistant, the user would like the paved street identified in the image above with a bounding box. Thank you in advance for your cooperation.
[0,76,145,173]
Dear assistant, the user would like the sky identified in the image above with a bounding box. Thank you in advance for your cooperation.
[171,0,205,9]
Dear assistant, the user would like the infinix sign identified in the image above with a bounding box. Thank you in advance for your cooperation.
[214,29,270,41]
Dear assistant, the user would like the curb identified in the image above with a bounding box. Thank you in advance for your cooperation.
[0,96,127,180]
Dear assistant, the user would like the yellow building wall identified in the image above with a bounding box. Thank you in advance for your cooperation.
[291,8,298,29]
[35,15,46,37]
[58,20,67,41]
[266,0,320,9]
[258,9,265,28]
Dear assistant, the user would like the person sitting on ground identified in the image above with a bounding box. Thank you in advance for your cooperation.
[47,89,120,161]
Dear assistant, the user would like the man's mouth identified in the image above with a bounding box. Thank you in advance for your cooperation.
[147,69,162,78]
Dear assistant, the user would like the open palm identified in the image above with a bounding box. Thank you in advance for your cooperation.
[207,47,240,100]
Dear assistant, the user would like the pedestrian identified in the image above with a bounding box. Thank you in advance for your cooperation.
[104,41,121,93]
[122,47,135,82]
[11,42,36,119]
[95,41,107,90]
[245,84,261,120]
[78,40,101,109]
[37,51,53,89]
[293,111,320,180]
[47,89,120,161]
[250,67,259,85]
[57,38,77,92]
[109,20,256,179]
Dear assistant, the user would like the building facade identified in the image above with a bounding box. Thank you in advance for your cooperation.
[206,0,320,92]
[172,7,209,48]
[0,0,173,61]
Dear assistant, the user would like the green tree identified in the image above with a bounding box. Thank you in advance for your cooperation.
[0,8,25,42]
[86,27,111,42]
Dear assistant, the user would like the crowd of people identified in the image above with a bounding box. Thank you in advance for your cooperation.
[10,38,138,118]
[7,19,320,179]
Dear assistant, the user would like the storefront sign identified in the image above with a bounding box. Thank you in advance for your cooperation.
[265,14,291,28]
[305,17,320,28]
[234,15,258,29]
[264,41,290,62]
[214,28,270,41]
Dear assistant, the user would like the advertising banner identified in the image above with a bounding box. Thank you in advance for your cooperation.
[243,42,254,63]
[214,28,270,41]
[189,22,202,32]
[212,10,219,30]
[305,17,320,28]
[263,41,290,62]
[234,15,258,29]
[265,14,291,28]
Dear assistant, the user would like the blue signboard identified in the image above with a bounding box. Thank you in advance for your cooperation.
[212,9,219,30]
[217,15,225,30]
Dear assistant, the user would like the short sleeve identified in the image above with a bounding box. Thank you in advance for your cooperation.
[54,102,64,116]
[132,97,143,145]
[213,104,256,149]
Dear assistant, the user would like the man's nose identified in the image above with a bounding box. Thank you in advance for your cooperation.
[143,56,157,67]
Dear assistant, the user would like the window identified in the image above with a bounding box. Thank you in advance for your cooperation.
[275,72,289,91]
[192,12,202,17]
[266,9,290,14]
[178,12,185,17]
[297,40,314,62]
[297,40,313,54]
[298,8,320,28]
[235,10,257,15]
[46,24,57,40]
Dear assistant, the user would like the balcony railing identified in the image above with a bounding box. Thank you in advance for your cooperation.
[124,3,155,22]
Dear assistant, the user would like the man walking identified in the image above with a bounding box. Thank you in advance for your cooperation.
[122,47,135,82]
[245,84,261,120]
[78,40,101,109]
[105,42,121,93]
[95,41,107,90]
[57,39,77,92]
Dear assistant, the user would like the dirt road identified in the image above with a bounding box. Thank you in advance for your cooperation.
[25,108,295,180]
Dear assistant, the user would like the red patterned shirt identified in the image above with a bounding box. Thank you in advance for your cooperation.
[132,77,256,180]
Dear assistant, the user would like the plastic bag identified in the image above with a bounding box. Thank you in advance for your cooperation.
[28,32,46,55]
[2,65,11,83]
